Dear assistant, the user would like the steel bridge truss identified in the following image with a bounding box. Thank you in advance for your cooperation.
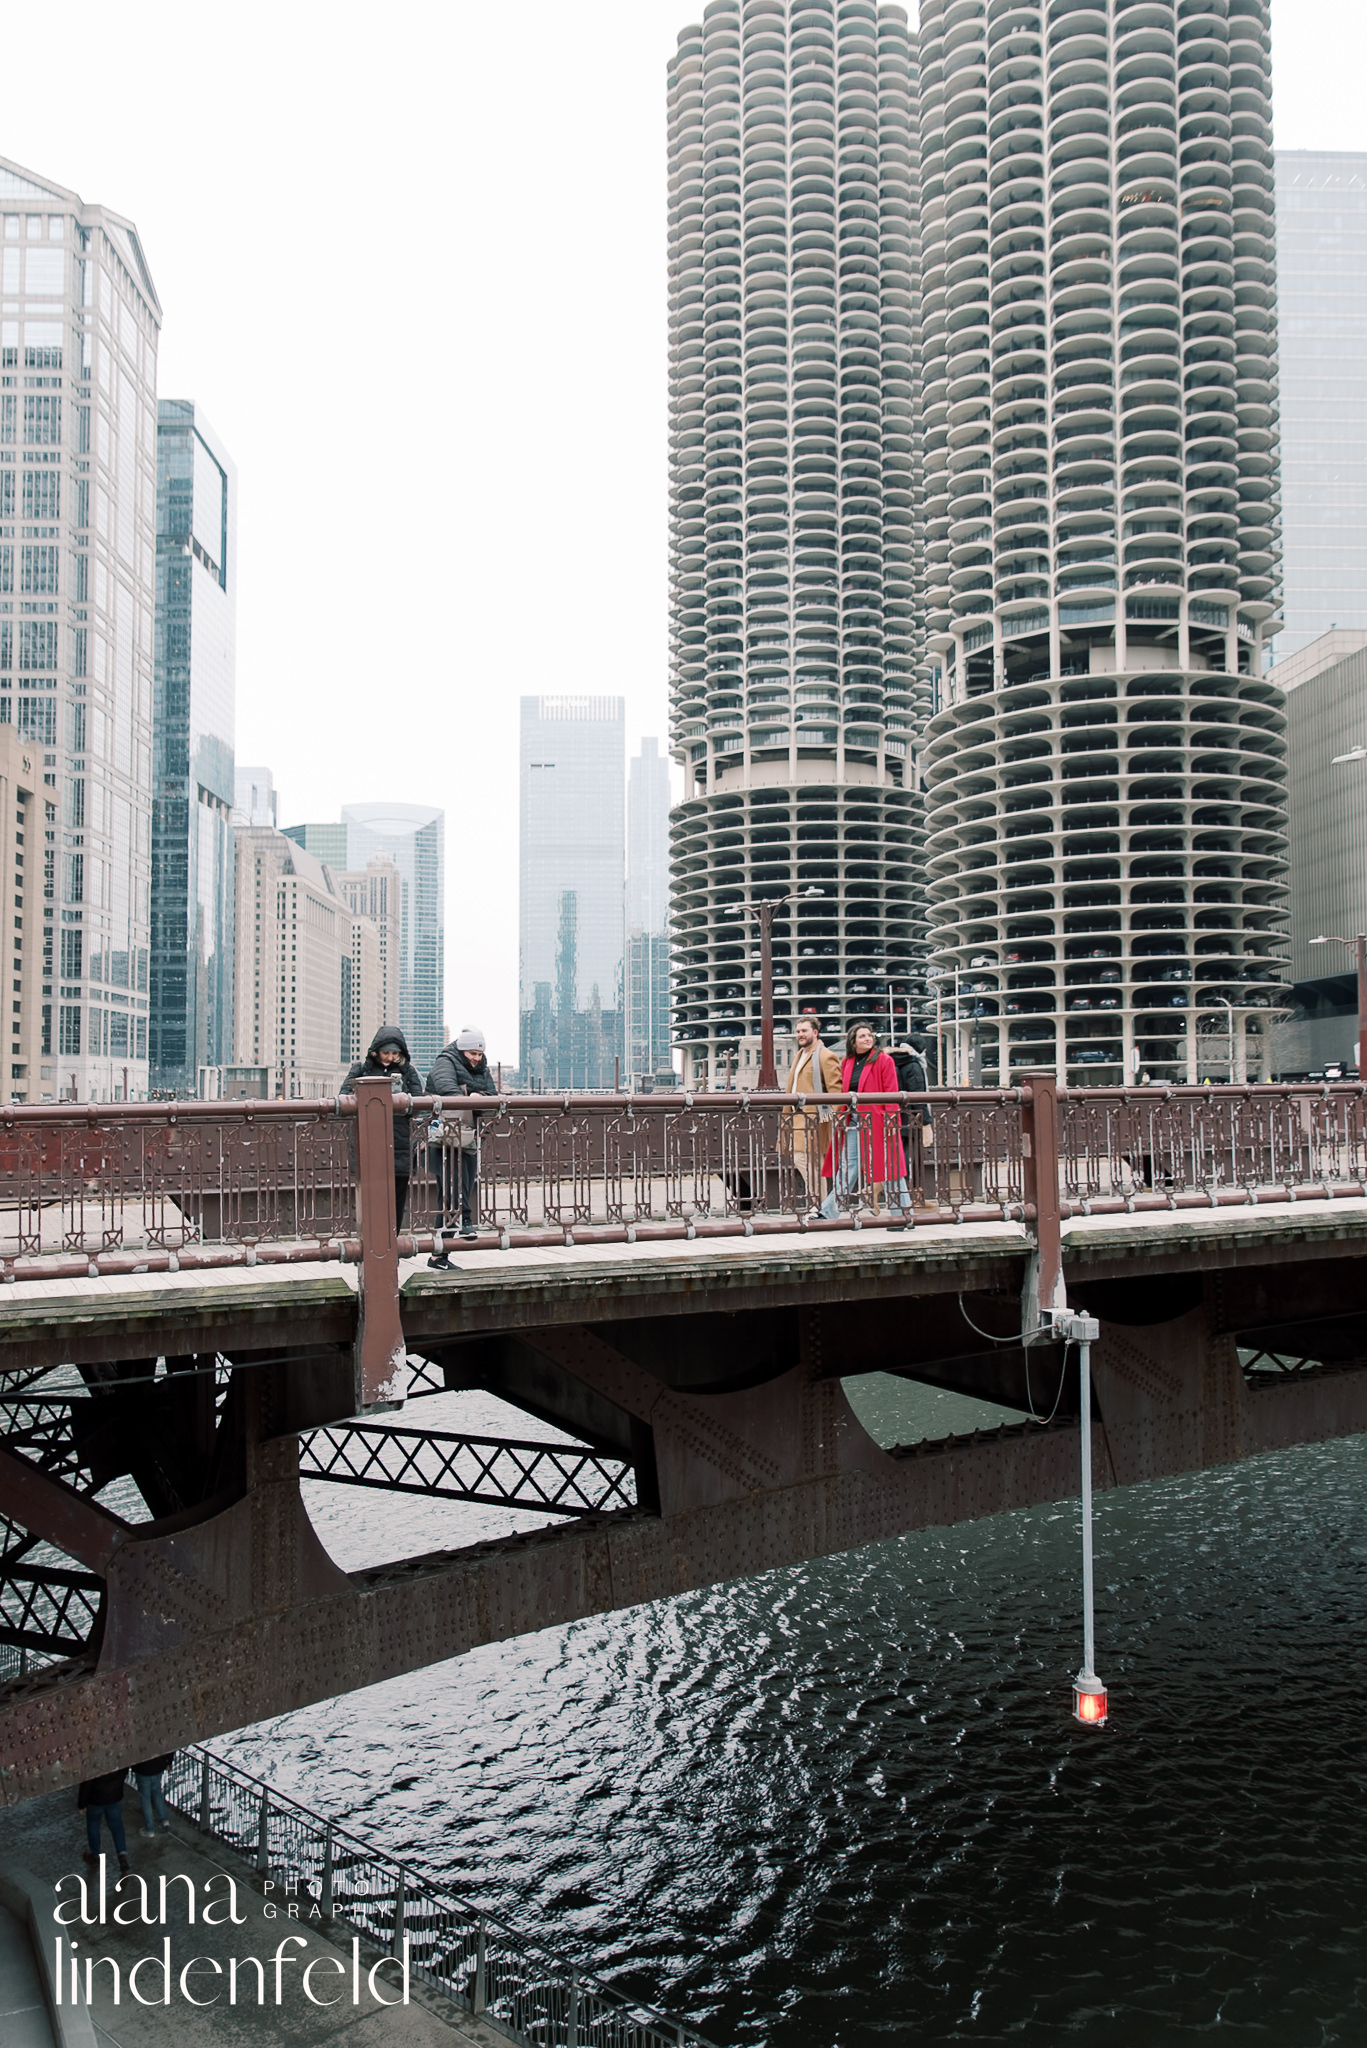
[299,1424,637,1516]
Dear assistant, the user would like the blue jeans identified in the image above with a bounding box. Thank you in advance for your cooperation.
[135,1771,168,1832]
[86,1802,127,1857]
[821,1124,913,1219]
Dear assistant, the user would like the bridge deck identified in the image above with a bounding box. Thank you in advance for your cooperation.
[3,1196,1367,1371]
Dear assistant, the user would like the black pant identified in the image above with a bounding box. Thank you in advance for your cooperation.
[435,1149,477,1232]
[395,1174,409,1229]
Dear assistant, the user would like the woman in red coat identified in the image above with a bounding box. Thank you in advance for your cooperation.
[820,1022,911,1217]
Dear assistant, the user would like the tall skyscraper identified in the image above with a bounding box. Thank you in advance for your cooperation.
[150,401,236,1095]
[665,3,925,1082]
[1273,151,1367,660]
[341,801,444,1070]
[625,737,673,1085]
[2,158,160,1100]
[917,0,1288,1086]
[519,696,624,1088]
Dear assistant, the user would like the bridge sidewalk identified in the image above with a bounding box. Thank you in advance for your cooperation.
[0,1789,504,2047]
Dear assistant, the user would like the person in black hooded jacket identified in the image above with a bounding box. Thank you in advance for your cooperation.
[341,1025,424,1228]
[426,1027,497,1262]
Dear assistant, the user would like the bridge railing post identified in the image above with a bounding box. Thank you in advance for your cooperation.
[1020,1070,1064,1331]
[352,1075,407,1412]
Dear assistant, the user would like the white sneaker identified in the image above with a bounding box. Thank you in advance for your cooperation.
[140,1828,156,1840]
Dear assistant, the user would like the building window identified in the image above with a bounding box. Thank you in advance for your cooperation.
[20,545,59,595]
[60,930,82,979]
[72,552,88,601]
[71,627,86,677]
[22,470,58,521]
[64,850,82,901]
[0,623,8,672]
[17,697,56,745]
[0,470,12,520]
[0,395,14,445]
[0,545,10,595]
[19,621,57,670]
[58,1004,80,1055]
[22,396,61,446]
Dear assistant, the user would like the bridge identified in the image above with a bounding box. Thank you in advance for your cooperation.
[3,1075,1366,1801]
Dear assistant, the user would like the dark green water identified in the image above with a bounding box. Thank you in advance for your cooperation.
[218,1381,1367,2045]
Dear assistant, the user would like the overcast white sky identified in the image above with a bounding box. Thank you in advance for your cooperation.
[1,1,1361,1061]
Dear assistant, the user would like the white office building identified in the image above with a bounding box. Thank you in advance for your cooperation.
[2,157,160,1099]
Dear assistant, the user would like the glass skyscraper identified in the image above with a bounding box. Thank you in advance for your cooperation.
[625,737,673,1084]
[1,156,160,1099]
[1273,151,1367,660]
[340,801,444,1071]
[150,400,236,1094]
[519,696,625,1089]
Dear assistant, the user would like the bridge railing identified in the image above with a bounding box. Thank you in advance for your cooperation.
[2,1083,1366,1286]
[165,1744,718,2047]
[1056,1084,1367,1212]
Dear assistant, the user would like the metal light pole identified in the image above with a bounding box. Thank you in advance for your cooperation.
[727,888,822,1089]
[1308,932,1367,1078]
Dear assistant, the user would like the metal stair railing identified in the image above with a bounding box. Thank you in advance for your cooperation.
[166,1745,720,2048]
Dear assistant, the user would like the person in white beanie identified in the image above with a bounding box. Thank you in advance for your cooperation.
[426,1028,497,1261]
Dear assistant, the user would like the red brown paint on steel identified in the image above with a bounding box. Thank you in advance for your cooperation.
[351,1075,407,1410]
[0,1444,130,1574]
[1019,1070,1064,1323]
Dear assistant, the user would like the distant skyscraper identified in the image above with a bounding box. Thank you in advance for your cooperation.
[519,696,624,1088]
[233,765,277,828]
[2,157,160,1100]
[625,738,672,1084]
[341,802,444,1069]
[665,6,925,1082]
[150,401,236,1095]
[232,828,375,1096]
[1274,151,1367,659]
[282,820,347,868]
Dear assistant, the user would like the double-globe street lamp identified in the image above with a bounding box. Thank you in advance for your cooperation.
[725,888,824,1088]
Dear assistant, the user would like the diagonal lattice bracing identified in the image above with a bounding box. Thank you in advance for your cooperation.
[298,1425,637,1517]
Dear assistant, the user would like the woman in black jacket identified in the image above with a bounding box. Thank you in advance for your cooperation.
[341,1025,424,1228]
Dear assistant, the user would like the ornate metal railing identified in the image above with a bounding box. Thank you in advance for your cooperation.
[164,1745,719,2048]
[2,1084,1366,1286]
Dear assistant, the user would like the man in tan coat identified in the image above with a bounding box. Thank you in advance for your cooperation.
[783,1011,843,1210]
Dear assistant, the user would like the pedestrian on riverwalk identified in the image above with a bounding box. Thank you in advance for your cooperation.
[133,1752,175,1839]
[427,1027,498,1264]
[78,1766,130,1872]
[889,1039,933,1204]
[782,1010,842,1215]
[821,1022,912,1218]
[341,1026,425,1229]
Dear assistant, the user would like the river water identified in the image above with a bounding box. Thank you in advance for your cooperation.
[216,1378,1367,2045]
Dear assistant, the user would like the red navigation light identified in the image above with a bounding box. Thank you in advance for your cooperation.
[1074,1679,1107,1726]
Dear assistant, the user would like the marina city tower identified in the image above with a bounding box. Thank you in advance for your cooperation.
[667,1,928,1082]
[918,0,1288,1085]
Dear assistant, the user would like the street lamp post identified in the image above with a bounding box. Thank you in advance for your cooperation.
[1308,932,1367,1078]
[726,888,823,1089]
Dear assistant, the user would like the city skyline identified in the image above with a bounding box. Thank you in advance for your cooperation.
[2,5,1366,1069]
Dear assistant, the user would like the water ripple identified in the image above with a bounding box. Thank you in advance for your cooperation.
[222,1417,1367,2046]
